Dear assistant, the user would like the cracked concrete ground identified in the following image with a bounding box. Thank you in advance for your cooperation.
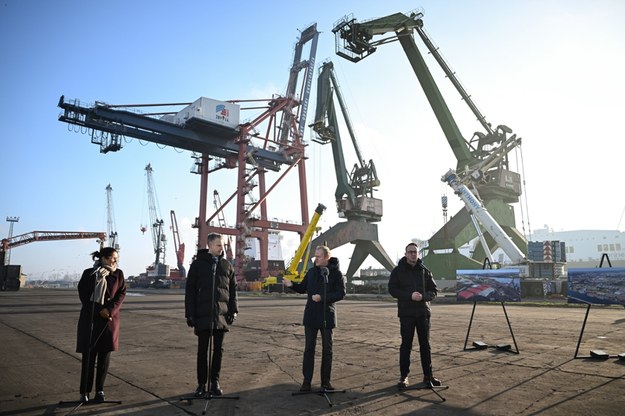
[1,289,624,415]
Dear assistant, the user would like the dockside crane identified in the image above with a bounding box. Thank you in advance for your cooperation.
[170,210,186,278]
[332,11,527,278]
[105,184,119,250]
[309,61,395,278]
[1,231,106,290]
[144,163,167,275]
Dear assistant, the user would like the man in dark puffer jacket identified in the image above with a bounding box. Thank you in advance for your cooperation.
[185,233,238,397]
[388,242,441,389]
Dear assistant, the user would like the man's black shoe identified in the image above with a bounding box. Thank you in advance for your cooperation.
[194,384,206,397]
[299,381,311,392]
[209,381,223,396]
[397,377,409,389]
[423,376,442,387]
[94,391,105,402]
[79,393,89,403]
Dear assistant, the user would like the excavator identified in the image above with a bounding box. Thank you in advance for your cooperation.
[308,61,395,279]
[332,11,527,281]
[262,203,326,292]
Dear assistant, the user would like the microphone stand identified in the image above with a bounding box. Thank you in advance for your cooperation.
[181,256,238,414]
[60,267,121,415]
[292,266,345,407]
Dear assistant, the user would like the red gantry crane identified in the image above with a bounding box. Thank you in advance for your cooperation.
[58,23,320,288]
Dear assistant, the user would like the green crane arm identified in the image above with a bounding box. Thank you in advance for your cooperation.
[333,12,474,171]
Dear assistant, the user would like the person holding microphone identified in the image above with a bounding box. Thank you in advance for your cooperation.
[283,245,346,392]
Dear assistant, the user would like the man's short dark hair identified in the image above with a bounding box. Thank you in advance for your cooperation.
[207,233,223,244]
[405,242,419,252]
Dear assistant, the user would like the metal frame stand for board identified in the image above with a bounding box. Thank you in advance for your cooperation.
[463,301,520,354]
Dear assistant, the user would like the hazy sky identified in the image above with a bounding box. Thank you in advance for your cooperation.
[2,0,624,280]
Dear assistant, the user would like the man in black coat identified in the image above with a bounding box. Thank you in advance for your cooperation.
[283,245,346,392]
[388,242,441,389]
[185,233,238,397]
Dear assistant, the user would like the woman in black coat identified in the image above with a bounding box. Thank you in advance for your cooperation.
[76,247,126,403]
[283,245,346,392]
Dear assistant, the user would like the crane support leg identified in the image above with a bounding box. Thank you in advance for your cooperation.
[309,221,394,279]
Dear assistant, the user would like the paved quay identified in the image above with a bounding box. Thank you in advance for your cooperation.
[1,288,624,415]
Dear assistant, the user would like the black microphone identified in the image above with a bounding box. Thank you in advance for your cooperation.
[320,267,329,284]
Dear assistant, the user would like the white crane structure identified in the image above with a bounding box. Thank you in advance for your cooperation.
[144,164,167,270]
[105,184,119,250]
[442,169,526,265]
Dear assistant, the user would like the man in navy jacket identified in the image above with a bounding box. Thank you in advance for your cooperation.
[284,245,346,392]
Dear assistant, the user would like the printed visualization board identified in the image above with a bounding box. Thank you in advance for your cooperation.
[456,269,521,302]
[568,267,625,305]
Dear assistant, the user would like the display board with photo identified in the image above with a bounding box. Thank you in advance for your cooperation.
[456,269,521,302]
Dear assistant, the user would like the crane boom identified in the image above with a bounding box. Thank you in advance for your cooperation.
[442,169,526,264]
[311,60,382,221]
[2,231,106,251]
[263,203,326,289]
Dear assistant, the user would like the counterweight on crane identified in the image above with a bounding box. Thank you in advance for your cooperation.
[332,11,528,280]
[308,61,395,278]
[144,163,167,275]
[105,184,119,250]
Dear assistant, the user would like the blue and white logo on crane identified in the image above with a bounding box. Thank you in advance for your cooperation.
[215,104,230,123]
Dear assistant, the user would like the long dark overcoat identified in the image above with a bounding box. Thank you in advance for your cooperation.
[290,257,346,329]
[76,266,126,353]
[185,249,238,332]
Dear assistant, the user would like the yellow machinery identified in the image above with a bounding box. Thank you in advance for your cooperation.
[262,203,326,291]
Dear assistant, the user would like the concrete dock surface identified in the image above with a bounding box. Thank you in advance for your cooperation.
[1,288,624,415]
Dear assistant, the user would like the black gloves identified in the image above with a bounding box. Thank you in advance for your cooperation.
[186,317,195,328]
[225,313,237,325]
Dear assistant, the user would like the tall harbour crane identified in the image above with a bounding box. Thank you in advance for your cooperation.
[144,163,167,274]
[309,60,395,278]
[332,11,527,278]
[105,184,119,250]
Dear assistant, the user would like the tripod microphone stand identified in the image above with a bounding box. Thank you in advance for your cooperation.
[181,258,239,415]
[292,266,345,407]
[59,267,121,415]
